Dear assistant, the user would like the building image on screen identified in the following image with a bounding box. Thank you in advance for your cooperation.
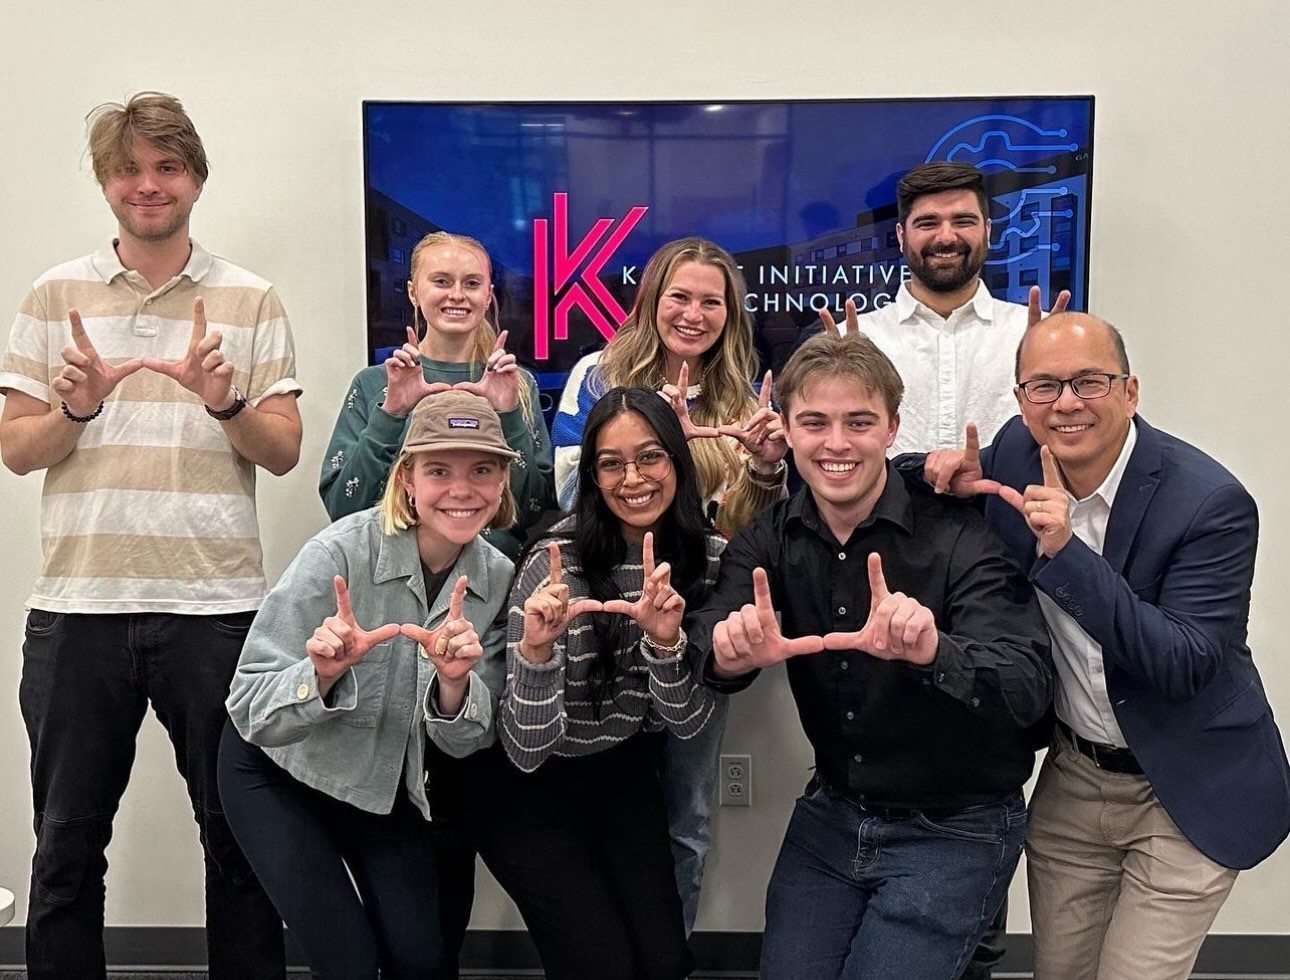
[362,97,1094,421]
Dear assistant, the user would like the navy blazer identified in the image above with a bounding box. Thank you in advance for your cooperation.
[974,415,1290,870]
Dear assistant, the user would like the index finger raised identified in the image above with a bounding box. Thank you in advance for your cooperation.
[547,541,562,586]
[68,309,94,353]
[447,574,468,619]
[190,297,207,346]
[757,370,773,410]
[641,531,655,580]
[1040,445,1064,490]
[964,421,980,461]
[1027,285,1043,327]
[844,297,859,334]
[819,307,841,337]
[867,553,889,606]
[493,329,509,353]
[333,575,354,621]
[752,567,774,613]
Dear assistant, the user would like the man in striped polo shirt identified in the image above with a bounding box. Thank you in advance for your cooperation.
[0,92,300,980]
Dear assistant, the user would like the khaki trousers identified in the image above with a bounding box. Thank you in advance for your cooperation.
[1026,729,1237,980]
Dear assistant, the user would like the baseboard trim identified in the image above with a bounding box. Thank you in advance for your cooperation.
[0,928,1286,974]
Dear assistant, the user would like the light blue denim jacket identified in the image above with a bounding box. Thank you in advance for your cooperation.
[225,507,513,818]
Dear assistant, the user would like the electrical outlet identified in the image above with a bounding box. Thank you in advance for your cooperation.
[719,753,752,807]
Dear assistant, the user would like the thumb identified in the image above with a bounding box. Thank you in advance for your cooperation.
[997,484,1026,513]
[399,622,436,647]
[366,623,402,645]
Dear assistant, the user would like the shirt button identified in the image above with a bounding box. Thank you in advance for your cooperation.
[840,661,850,670]
[838,552,846,561]
[846,710,855,721]
[936,672,945,683]
[853,754,863,763]
[296,683,310,700]
[468,703,480,720]
[419,647,429,660]
[1092,663,1103,674]
[837,606,847,616]
[970,697,980,709]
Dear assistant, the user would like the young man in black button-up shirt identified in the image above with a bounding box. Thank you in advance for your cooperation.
[690,329,1052,980]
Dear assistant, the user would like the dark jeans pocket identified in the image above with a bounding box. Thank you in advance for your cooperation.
[210,611,257,636]
[915,801,1012,846]
[25,609,64,637]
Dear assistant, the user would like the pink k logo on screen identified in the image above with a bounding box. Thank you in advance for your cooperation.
[532,192,648,360]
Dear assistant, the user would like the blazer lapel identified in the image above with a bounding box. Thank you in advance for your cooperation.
[1102,418,1163,574]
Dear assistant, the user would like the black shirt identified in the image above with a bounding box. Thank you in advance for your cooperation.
[691,464,1053,809]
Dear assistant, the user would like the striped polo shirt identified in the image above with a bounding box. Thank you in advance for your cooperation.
[0,240,301,614]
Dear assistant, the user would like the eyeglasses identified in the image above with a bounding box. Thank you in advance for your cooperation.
[592,449,673,489]
[1017,373,1129,405]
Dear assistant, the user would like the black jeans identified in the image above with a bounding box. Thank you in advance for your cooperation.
[425,743,481,980]
[472,737,692,980]
[218,724,446,980]
[18,610,284,980]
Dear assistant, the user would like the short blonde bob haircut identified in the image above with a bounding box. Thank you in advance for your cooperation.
[377,450,517,536]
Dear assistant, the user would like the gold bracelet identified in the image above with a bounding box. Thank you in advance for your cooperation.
[643,628,687,656]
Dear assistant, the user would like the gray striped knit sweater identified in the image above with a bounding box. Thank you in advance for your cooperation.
[501,516,724,772]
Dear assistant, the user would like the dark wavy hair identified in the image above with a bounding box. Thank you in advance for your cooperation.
[530,386,712,714]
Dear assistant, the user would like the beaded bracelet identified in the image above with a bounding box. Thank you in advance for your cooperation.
[61,401,104,423]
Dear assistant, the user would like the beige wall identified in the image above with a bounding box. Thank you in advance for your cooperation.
[1,0,1287,936]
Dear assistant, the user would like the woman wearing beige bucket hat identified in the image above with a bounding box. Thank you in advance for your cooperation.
[218,390,517,980]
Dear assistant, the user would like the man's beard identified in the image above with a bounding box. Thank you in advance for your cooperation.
[906,242,985,293]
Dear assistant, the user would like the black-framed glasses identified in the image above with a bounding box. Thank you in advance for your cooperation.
[592,449,673,489]
[1017,373,1129,405]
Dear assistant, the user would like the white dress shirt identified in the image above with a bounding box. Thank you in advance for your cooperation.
[852,281,1030,456]
[1036,419,1139,747]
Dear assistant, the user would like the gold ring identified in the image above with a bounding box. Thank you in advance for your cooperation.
[434,633,450,656]
[1036,500,1044,513]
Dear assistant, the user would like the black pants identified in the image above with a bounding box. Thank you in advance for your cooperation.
[425,742,480,980]
[472,737,692,980]
[218,723,445,980]
[18,611,284,980]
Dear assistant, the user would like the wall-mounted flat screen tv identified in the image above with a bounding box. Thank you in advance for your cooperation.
[363,97,1094,413]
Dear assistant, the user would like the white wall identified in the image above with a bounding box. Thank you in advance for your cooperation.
[1,0,1287,937]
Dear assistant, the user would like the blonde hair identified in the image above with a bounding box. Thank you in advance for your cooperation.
[408,231,535,425]
[378,450,517,536]
[597,237,758,499]
[86,92,209,188]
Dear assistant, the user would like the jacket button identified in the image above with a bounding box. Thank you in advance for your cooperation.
[296,683,310,700]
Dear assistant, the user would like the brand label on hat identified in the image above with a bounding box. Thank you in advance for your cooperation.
[447,416,481,429]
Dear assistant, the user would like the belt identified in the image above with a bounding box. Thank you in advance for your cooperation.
[856,802,962,821]
[1057,720,1144,775]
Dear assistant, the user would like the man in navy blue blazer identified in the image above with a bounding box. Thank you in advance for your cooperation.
[915,312,1290,980]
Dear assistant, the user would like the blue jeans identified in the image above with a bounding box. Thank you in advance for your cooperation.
[760,780,1026,980]
[18,611,284,980]
[659,692,728,933]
